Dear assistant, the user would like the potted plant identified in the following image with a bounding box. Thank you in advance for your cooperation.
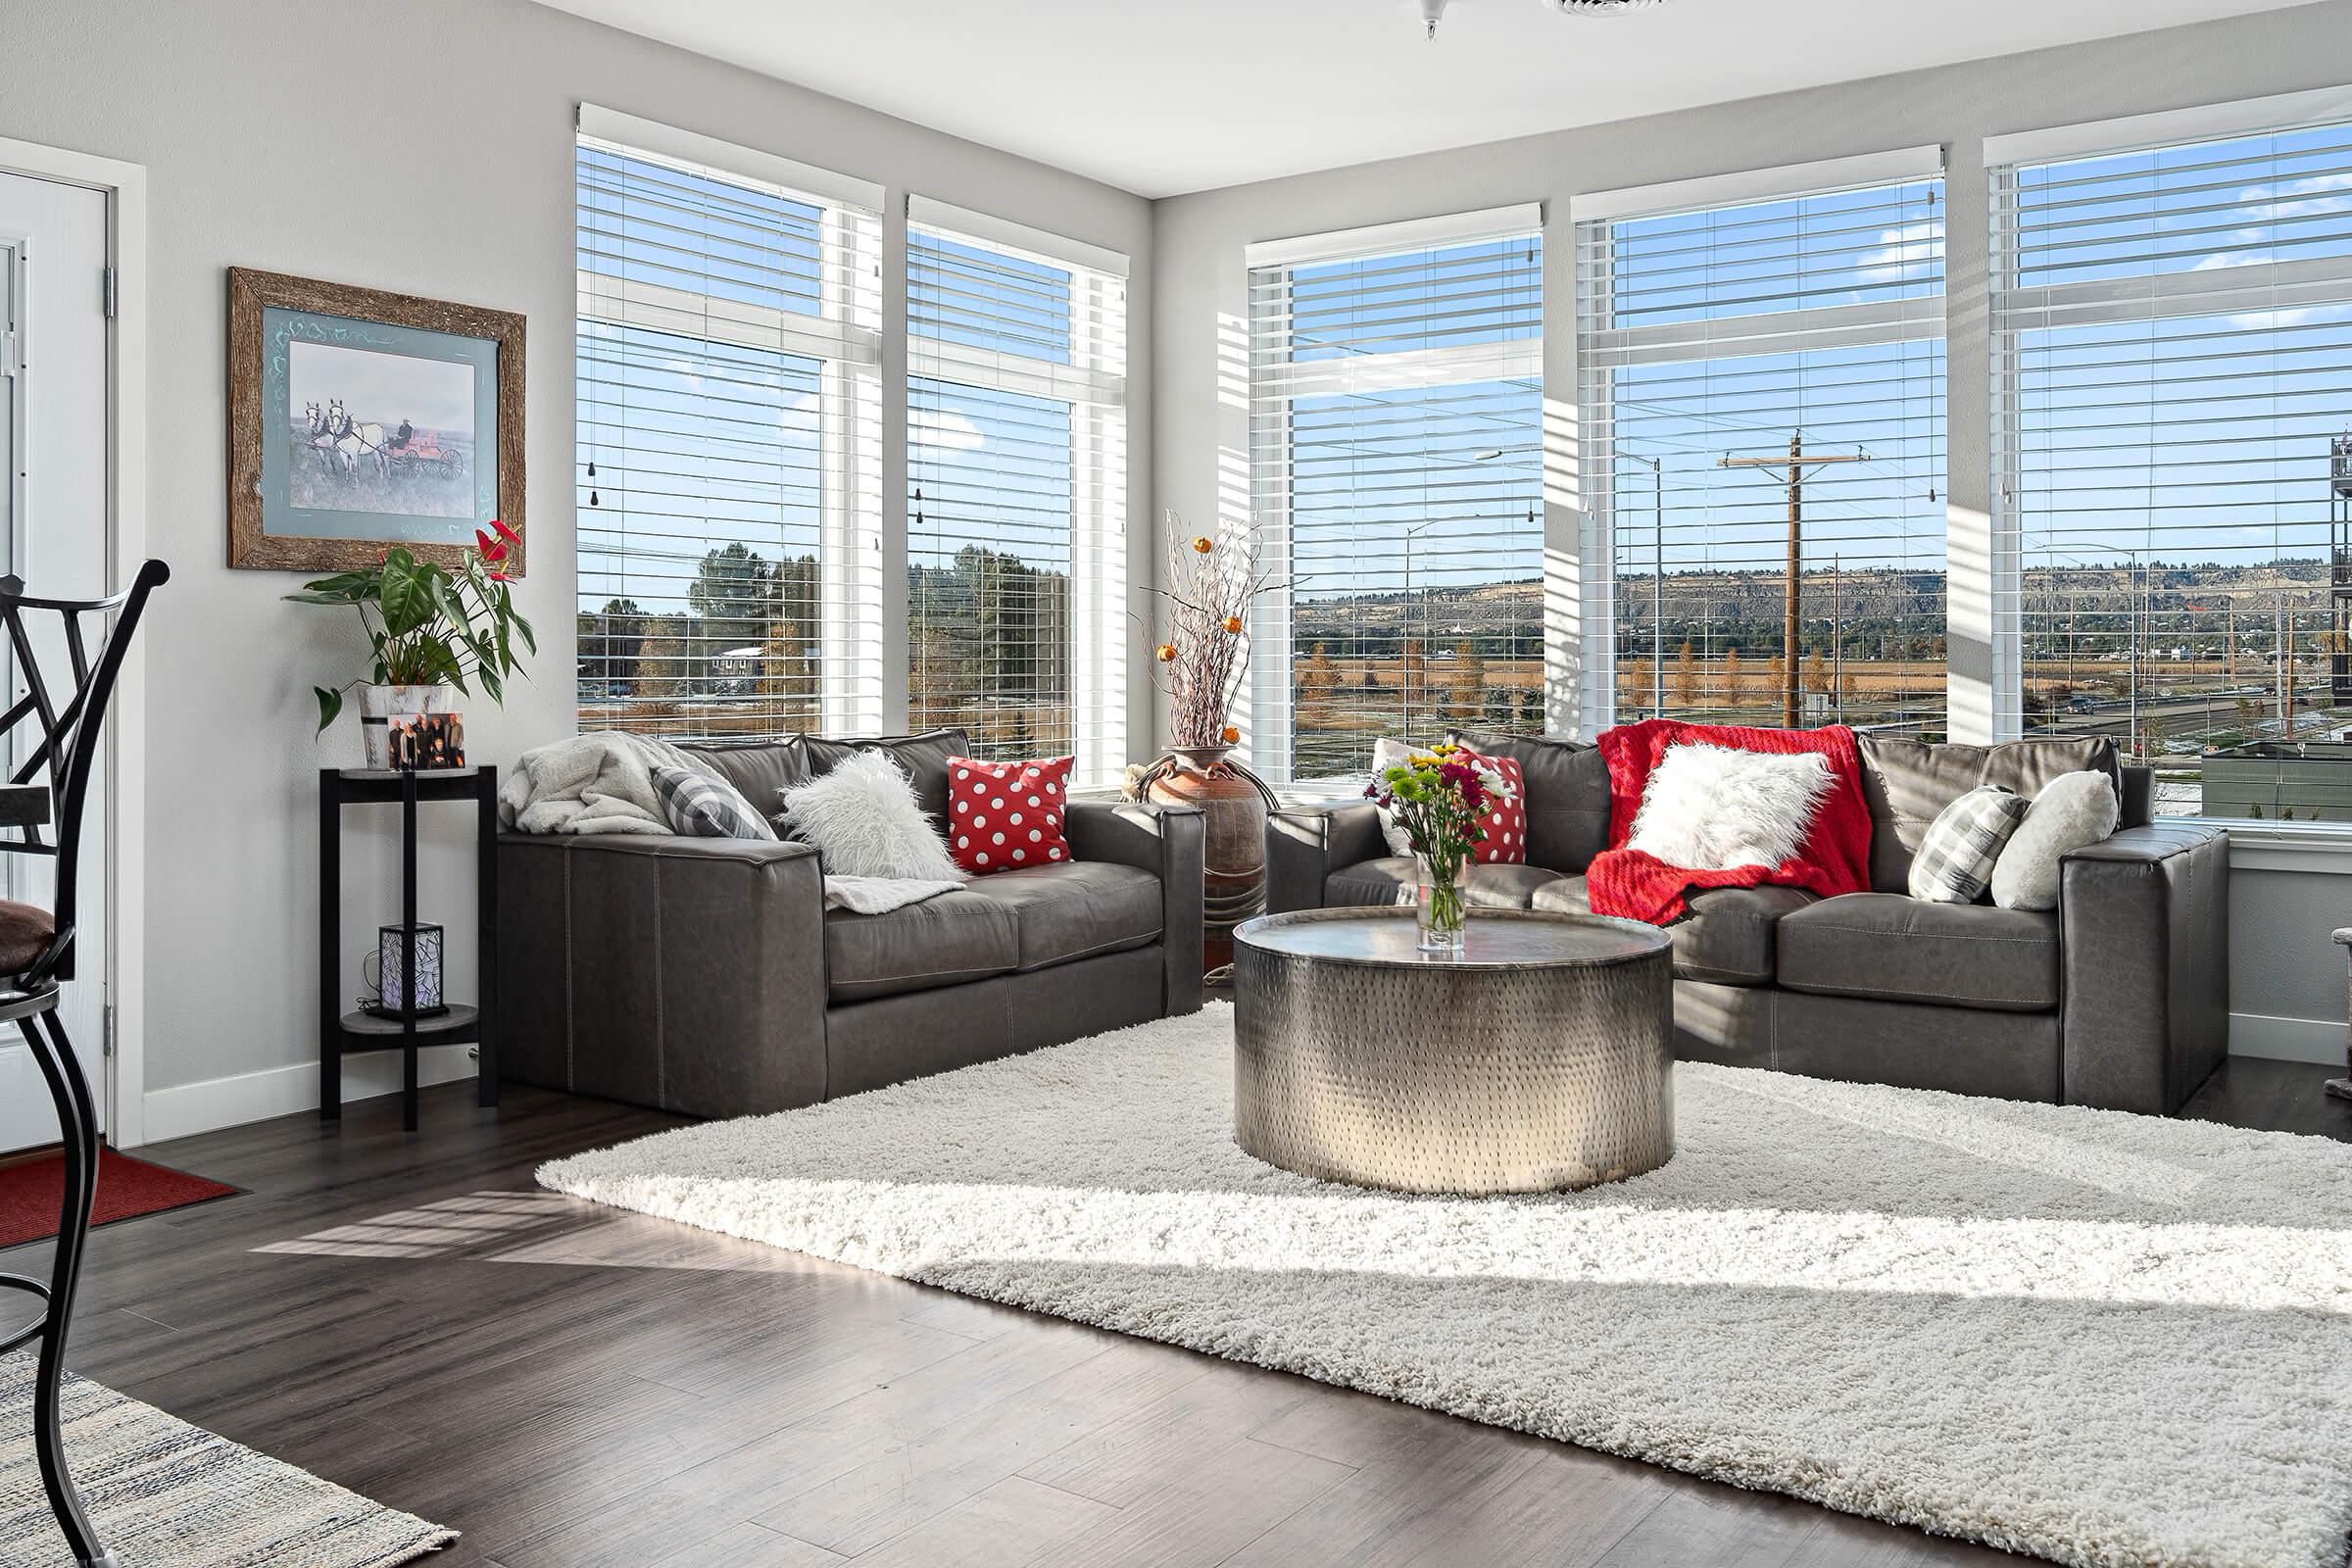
[288,521,534,769]
[1365,742,1506,955]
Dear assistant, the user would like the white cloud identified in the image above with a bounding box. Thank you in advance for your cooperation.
[2192,174,2352,271]
[1857,221,1939,285]
[910,407,986,454]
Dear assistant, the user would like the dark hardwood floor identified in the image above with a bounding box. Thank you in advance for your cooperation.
[17,1052,2347,1568]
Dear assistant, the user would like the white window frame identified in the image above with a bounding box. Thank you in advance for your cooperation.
[1244,204,1544,786]
[905,195,1129,786]
[1985,88,2352,846]
[1571,148,1947,738]
[575,108,888,734]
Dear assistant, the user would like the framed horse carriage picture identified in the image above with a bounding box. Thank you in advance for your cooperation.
[227,268,524,573]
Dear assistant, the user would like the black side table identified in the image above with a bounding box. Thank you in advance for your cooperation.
[318,766,499,1131]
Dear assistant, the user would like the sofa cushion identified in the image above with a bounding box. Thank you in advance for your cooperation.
[1855,735,2121,894]
[825,890,1018,1004]
[1326,856,1565,909]
[1777,893,2061,1012]
[1448,730,1612,873]
[958,861,1162,970]
[1533,878,1810,986]
[679,738,808,818]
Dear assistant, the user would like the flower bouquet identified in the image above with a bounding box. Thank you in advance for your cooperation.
[1365,742,1506,955]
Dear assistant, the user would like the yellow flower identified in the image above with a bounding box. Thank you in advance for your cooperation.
[1154,643,1177,662]
[1191,536,1214,555]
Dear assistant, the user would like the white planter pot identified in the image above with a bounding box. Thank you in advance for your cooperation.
[359,683,465,770]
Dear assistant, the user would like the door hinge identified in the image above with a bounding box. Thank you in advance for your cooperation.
[101,266,116,319]
[101,1004,114,1057]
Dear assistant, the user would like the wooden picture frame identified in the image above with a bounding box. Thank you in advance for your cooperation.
[227,268,525,573]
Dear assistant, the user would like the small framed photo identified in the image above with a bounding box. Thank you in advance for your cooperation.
[227,268,524,573]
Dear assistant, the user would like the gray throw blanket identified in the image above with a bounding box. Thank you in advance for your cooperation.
[498,732,715,836]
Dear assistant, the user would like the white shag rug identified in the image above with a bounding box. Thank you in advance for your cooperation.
[540,1003,2352,1568]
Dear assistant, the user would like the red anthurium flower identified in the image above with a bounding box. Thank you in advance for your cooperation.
[488,569,512,582]
[474,528,508,563]
[491,517,520,545]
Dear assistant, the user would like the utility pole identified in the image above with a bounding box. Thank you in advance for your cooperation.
[1721,431,1870,726]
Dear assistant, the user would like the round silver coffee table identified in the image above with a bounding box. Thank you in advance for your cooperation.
[1231,907,1675,1195]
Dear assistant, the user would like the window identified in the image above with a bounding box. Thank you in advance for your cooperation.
[1577,162,1948,738]
[574,110,883,740]
[1992,106,2352,820]
[1248,211,1544,786]
[906,201,1127,787]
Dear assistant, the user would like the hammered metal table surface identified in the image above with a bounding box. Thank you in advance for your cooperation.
[1231,908,1676,1195]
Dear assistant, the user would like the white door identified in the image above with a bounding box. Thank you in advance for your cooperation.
[0,169,111,1152]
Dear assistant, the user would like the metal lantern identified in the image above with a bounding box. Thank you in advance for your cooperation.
[377,922,446,1019]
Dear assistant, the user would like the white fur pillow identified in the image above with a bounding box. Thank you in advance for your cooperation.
[1628,743,1835,872]
[778,750,965,882]
[1990,769,2120,911]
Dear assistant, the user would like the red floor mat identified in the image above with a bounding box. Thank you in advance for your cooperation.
[0,1149,237,1249]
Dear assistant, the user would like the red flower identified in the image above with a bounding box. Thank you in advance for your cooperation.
[474,528,508,564]
[487,569,512,582]
[490,516,520,545]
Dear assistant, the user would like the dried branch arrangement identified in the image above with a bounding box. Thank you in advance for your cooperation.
[1145,515,1278,750]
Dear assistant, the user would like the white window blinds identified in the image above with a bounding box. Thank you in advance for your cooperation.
[906,202,1127,787]
[1576,165,1947,735]
[575,124,884,740]
[1992,113,2352,819]
[1248,210,1544,786]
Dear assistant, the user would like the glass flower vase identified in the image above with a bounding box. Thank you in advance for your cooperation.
[1414,849,1471,956]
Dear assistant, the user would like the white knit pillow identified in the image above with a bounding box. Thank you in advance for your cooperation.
[1628,743,1835,872]
[1990,770,2120,911]
[778,750,964,881]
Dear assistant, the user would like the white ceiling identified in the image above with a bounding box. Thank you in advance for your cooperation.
[536,0,2321,198]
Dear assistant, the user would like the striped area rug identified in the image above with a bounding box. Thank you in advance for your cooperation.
[0,1351,452,1567]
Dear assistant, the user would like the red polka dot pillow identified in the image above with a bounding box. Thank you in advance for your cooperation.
[1459,751,1528,864]
[946,756,1072,874]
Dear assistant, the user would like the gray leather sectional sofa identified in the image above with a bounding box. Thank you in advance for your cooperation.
[1268,729,2230,1115]
[498,731,1204,1118]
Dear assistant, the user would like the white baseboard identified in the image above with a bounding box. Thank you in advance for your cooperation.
[133,1046,478,1148]
[2230,1010,2347,1066]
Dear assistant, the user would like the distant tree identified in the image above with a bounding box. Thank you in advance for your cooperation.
[1671,641,1700,709]
[1721,647,1743,701]
[1297,642,1341,726]
[579,597,648,693]
[1446,642,1486,724]
[1401,639,1430,725]
[1485,687,1517,729]
[1801,650,1830,694]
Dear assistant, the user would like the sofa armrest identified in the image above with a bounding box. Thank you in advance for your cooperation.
[2059,822,2230,1114]
[497,831,830,1115]
[1064,800,1205,1016]
[1267,801,1384,913]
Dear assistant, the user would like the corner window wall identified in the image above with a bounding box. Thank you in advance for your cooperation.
[1248,212,1544,786]
[906,202,1128,787]
[1576,163,1949,736]
[1991,108,2352,820]
[574,113,884,739]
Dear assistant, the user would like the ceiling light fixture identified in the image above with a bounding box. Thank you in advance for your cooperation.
[1418,0,1448,39]
[1540,0,1668,14]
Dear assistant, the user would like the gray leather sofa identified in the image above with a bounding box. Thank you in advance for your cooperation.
[499,731,1204,1118]
[1268,729,2230,1115]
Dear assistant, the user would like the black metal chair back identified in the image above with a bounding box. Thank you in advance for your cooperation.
[0,559,171,984]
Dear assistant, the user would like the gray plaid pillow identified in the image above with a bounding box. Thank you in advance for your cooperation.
[651,764,776,841]
[1907,785,2029,905]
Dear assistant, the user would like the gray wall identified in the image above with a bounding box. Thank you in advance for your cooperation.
[1152,0,2352,1058]
[0,0,1153,1116]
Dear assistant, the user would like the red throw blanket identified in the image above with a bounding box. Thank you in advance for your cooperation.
[1586,719,1874,925]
